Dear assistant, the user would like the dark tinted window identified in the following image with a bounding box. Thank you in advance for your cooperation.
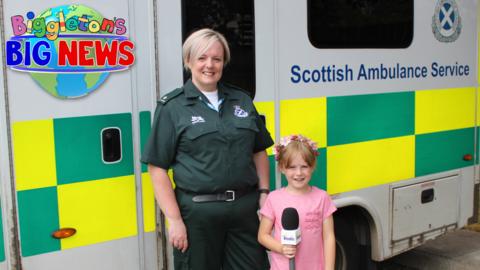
[308,0,413,48]
[182,0,255,97]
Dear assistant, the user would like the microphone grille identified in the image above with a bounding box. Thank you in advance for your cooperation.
[281,207,299,230]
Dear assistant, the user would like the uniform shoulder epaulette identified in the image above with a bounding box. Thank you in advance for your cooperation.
[158,88,184,104]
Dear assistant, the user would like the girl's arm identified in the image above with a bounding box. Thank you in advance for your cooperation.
[258,216,296,259]
[323,216,336,270]
[148,164,188,252]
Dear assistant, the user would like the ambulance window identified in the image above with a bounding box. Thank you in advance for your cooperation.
[182,0,256,98]
[308,0,413,48]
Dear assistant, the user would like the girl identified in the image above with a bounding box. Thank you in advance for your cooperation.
[258,135,336,270]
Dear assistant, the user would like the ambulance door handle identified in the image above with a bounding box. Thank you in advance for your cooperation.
[421,188,434,204]
[52,228,77,239]
[101,127,122,163]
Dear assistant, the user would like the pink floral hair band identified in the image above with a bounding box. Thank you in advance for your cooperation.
[272,134,319,161]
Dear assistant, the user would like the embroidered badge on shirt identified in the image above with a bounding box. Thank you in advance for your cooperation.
[191,116,206,125]
[233,105,249,118]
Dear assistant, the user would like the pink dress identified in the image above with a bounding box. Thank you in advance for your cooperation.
[260,187,337,270]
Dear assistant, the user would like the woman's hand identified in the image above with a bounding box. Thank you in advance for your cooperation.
[281,244,297,259]
[148,165,189,252]
[168,218,189,252]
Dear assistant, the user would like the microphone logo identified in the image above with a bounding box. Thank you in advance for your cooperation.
[281,208,301,245]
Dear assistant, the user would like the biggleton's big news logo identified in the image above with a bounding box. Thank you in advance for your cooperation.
[4,4,135,98]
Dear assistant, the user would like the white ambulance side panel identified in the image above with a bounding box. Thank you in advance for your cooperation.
[1,0,159,269]
[275,0,476,99]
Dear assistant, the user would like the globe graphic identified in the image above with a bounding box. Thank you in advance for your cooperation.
[29,4,110,98]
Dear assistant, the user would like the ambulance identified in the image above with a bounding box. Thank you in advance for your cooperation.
[0,0,478,270]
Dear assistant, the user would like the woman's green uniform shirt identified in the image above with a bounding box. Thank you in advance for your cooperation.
[141,79,273,193]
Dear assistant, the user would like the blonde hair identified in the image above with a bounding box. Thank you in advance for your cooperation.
[277,140,317,170]
[182,28,231,71]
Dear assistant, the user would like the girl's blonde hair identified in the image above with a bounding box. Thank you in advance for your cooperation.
[274,135,319,169]
[182,28,231,71]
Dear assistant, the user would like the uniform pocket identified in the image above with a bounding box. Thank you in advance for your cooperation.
[184,123,218,140]
[231,118,258,151]
[232,117,259,132]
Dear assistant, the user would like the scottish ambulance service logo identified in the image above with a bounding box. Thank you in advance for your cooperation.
[432,0,461,42]
[5,4,135,99]
[233,105,248,118]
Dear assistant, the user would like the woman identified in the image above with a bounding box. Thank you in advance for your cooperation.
[141,28,273,270]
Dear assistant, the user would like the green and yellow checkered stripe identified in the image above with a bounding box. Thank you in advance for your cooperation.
[12,112,154,257]
[278,87,475,194]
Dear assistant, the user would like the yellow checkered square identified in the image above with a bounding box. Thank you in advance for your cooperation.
[13,119,57,191]
[280,97,327,148]
[327,136,415,194]
[416,87,475,134]
[57,176,138,249]
[142,173,156,232]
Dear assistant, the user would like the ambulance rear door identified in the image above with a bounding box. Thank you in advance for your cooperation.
[0,0,159,269]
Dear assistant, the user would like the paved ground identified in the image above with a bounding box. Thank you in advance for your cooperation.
[378,226,480,270]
